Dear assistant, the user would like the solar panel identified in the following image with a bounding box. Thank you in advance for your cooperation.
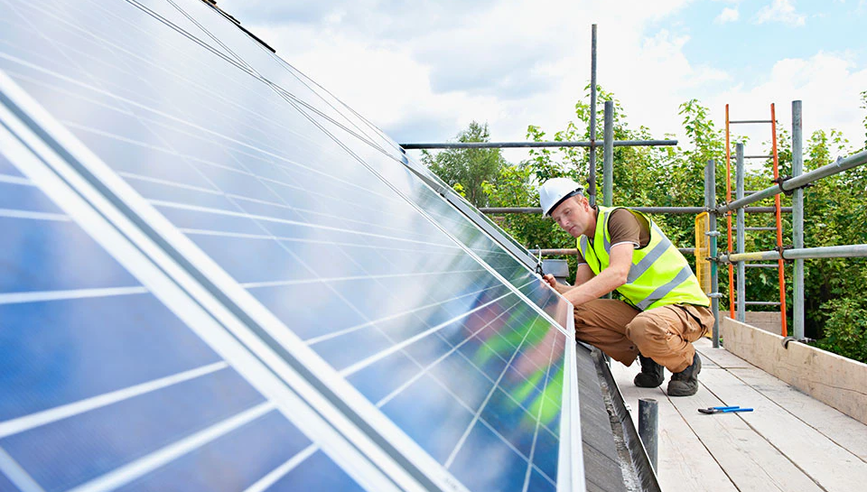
[0,150,393,491]
[0,1,638,491]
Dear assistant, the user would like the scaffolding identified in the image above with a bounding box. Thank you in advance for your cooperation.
[400,27,867,348]
[725,104,789,336]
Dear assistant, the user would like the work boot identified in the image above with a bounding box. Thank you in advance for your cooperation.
[633,355,664,388]
[667,353,702,397]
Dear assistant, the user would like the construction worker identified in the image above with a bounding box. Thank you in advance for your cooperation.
[538,178,713,396]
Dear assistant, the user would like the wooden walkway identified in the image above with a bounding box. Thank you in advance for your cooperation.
[610,338,867,492]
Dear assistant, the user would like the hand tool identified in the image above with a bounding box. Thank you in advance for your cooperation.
[698,406,753,414]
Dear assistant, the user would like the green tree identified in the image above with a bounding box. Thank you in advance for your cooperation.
[422,121,507,207]
[860,90,867,151]
[471,89,867,363]
[799,127,867,361]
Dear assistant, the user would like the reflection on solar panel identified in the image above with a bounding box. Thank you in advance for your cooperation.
[0,1,637,491]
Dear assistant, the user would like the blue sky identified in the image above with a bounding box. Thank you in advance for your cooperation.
[657,0,866,89]
[218,0,867,160]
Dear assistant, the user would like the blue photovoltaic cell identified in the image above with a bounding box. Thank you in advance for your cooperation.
[270,450,367,492]
[0,295,220,421]
[0,142,362,489]
[119,410,313,492]
[0,153,24,177]
[0,216,136,294]
[449,420,538,491]
[0,181,63,213]
[0,472,17,491]
[1,370,264,490]
[0,0,575,490]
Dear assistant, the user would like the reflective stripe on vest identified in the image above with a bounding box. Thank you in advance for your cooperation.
[578,206,709,310]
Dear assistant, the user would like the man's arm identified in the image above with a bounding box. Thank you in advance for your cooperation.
[560,242,634,306]
[573,263,595,286]
[541,262,595,295]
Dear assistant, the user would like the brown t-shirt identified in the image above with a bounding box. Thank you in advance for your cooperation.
[575,208,650,265]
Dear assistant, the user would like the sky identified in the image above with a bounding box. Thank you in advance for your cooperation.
[216,0,867,164]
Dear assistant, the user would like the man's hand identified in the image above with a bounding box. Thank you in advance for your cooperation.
[542,274,571,295]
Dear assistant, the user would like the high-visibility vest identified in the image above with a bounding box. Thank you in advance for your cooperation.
[578,206,710,310]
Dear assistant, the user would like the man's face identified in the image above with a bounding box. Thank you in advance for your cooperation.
[550,196,594,238]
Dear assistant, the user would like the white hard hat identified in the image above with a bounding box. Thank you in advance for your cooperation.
[539,178,584,216]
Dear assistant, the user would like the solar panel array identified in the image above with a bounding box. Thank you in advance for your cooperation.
[0,1,629,491]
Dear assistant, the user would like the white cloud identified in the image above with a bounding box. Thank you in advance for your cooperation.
[715,7,740,23]
[705,51,867,154]
[214,0,866,165]
[755,0,807,27]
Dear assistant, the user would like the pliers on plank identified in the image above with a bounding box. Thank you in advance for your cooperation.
[698,406,753,414]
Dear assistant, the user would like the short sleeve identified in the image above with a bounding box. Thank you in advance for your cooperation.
[607,209,643,247]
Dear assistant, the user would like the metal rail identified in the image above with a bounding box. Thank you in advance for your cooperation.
[792,101,805,340]
[717,148,867,214]
[480,206,792,214]
[719,245,867,263]
[399,139,677,150]
[528,248,695,256]
[589,24,598,206]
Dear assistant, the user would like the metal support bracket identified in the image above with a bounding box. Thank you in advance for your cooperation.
[773,175,813,196]
[782,336,816,349]
[534,245,544,275]
[773,245,794,262]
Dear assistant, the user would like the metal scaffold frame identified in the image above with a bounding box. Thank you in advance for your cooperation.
[725,104,788,336]
[400,26,867,349]
[713,102,867,342]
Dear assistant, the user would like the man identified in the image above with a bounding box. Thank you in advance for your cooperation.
[538,178,714,396]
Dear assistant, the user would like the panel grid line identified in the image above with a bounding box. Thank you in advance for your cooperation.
[0,286,148,305]
[374,296,524,409]
[240,269,487,290]
[305,284,502,346]
[242,444,318,492]
[443,312,541,469]
[0,362,229,439]
[522,326,560,491]
[148,199,456,249]
[0,174,31,185]
[339,290,514,377]
[117,171,222,195]
[178,228,463,255]
[0,208,69,221]
[0,446,44,492]
[67,402,276,492]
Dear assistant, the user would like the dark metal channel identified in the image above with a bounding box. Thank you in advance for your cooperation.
[592,349,662,492]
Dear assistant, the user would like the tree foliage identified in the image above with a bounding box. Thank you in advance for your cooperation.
[421,121,507,207]
[424,88,867,363]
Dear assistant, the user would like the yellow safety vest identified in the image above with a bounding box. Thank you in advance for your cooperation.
[578,206,710,311]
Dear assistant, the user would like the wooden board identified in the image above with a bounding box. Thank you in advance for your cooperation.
[694,351,867,491]
[720,318,867,425]
[609,339,867,491]
[726,366,867,463]
[667,367,823,492]
[610,362,739,492]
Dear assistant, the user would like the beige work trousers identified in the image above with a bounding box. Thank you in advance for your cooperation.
[573,299,714,373]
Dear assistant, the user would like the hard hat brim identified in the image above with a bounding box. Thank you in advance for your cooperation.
[544,190,582,216]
